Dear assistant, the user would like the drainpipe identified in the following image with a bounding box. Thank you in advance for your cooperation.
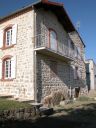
[69,86,72,99]
[33,7,37,102]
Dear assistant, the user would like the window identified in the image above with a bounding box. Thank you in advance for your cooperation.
[74,67,82,80]
[49,29,57,51]
[0,56,16,80]
[70,41,74,50]
[75,46,81,59]
[0,24,17,49]
[4,58,11,79]
[73,66,79,79]
[74,67,78,79]
[50,61,57,78]
[5,28,12,46]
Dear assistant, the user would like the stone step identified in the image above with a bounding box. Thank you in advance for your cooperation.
[0,94,13,99]
[40,106,54,116]
[29,102,43,107]
[16,98,34,103]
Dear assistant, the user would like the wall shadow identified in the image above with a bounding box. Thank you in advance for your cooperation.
[1,102,96,128]
[36,52,87,101]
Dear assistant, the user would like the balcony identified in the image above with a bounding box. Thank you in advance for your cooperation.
[33,34,75,61]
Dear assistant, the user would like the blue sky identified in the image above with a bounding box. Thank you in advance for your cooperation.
[0,0,96,62]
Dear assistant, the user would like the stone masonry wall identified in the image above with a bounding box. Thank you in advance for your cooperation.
[36,8,87,101]
[0,9,35,100]
[0,7,87,102]
[69,32,88,95]
[69,32,86,82]
[36,54,70,101]
[35,8,69,47]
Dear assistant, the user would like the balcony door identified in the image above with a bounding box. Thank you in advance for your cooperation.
[49,29,57,51]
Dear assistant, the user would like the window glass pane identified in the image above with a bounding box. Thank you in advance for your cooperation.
[6,28,12,46]
[70,41,74,50]
[9,60,11,77]
[50,61,57,78]
[50,30,57,51]
[4,59,11,78]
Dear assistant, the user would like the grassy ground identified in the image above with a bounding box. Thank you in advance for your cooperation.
[1,99,96,128]
[0,98,31,111]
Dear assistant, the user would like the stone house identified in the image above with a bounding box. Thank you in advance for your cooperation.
[0,0,87,102]
[85,59,96,91]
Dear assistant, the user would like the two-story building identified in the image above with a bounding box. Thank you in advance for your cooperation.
[0,0,87,102]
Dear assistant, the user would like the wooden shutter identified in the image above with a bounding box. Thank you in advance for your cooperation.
[11,56,16,78]
[78,68,82,79]
[77,47,81,59]
[12,24,17,45]
[0,59,2,79]
[74,46,77,57]
[0,30,3,48]
[73,66,77,79]
[68,39,71,56]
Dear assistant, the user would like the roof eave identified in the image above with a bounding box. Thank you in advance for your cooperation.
[0,0,41,22]
[34,1,75,32]
[0,0,75,32]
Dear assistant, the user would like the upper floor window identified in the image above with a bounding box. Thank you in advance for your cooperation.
[75,67,79,79]
[70,41,75,50]
[0,24,17,49]
[5,27,12,47]
[75,46,81,59]
[73,66,81,80]
[49,29,57,51]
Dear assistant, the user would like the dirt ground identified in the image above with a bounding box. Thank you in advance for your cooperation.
[1,100,96,128]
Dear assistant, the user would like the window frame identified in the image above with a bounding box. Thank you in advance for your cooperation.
[4,58,11,79]
[49,28,58,51]
[74,66,79,80]
[3,26,14,49]
[50,61,57,78]
[5,28,12,47]
[1,24,17,50]
[2,55,13,81]
[70,41,75,51]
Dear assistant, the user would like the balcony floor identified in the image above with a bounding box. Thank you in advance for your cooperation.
[34,47,74,62]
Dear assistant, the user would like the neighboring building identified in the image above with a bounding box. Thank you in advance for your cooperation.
[85,59,96,91]
[0,0,87,102]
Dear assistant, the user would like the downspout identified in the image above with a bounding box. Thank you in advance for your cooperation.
[33,7,37,102]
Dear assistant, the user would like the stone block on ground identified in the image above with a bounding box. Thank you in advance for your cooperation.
[40,107,54,116]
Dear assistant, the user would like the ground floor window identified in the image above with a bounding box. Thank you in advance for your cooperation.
[50,61,57,78]
[0,55,16,80]
[4,58,11,79]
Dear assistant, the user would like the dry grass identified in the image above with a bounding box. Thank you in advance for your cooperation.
[0,98,31,111]
[1,100,96,128]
